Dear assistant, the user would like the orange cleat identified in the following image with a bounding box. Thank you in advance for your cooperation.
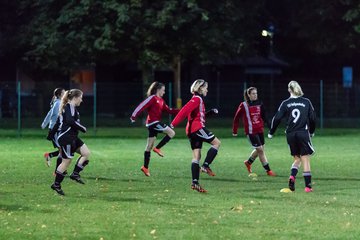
[201,166,216,176]
[153,148,164,157]
[191,183,207,193]
[141,166,150,177]
[244,160,252,173]
[44,152,51,167]
[266,170,276,176]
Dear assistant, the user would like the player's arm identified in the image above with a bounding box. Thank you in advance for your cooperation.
[171,98,199,128]
[64,105,86,133]
[162,103,180,115]
[41,106,53,129]
[205,108,218,117]
[130,95,155,122]
[232,103,243,136]
[308,99,316,135]
[269,101,286,136]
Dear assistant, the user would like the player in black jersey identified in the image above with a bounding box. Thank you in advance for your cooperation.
[268,81,316,192]
[50,89,90,196]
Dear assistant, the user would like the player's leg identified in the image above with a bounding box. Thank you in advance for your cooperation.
[51,145,72,195]
[201,137,220,176]
[141,136,156,176]
[70,140,90,184]
[153,124,175,157]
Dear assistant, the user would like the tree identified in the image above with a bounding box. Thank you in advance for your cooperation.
[14,0,265,100]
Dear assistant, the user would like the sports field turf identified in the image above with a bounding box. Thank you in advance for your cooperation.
[1,128,360,239]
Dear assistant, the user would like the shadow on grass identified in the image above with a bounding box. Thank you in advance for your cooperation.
[86,176,144,182]
[315,177,360,181]
[0,204,31,212]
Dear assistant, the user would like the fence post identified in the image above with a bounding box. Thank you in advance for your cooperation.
[93,81,97,136]
[320,79,323,130]
[17,80,21,137]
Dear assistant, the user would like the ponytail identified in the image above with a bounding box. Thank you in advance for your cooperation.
[147,82,165,97]
[59,90,70,115]
[288,81,304,97]
[58,89,83,115]
[51,88,64,107]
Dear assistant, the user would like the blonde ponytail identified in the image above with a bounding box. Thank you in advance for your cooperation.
[288,81,304,97]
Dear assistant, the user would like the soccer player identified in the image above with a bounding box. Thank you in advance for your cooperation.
[41,88,65,173]
[268,81,316,192]
[51,89,90,196]
[130,82,179,177]
[232,87,275,176]
[171,79,220,193]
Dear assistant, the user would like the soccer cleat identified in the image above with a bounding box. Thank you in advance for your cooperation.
[201,166,216,176]
[70,173,85,184]
[244,160,252,173]
[153,148,164,157]
[51,184,65,196]
[191,183,207,193]
[288,176,296,192]
[305,187,313,193]
[267,170,276,176]
[44,152,51,167]
[141,166,150,177]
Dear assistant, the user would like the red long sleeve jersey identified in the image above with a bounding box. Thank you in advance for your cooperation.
[131,95,179,126]
[171,94,205,135]
[232,100,265,135]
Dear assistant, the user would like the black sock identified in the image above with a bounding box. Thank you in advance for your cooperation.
[203,147,218,167]
[263,163,271,171]
[73,157,89,175]
[54,171,66,186]
[144,151,151,168]
[155,135,172,149]
[49,150,60,158]
[248,157,255,164]
[55,156,62,170]
[191,160,200,184]
[303,172,312,188]
[291,168,299,177]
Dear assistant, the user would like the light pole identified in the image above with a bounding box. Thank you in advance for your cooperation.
[261,24,275,57]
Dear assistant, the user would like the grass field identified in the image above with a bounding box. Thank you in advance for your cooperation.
[1,128,360,240]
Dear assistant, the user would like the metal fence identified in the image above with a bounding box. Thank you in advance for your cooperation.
[0,79,359,132]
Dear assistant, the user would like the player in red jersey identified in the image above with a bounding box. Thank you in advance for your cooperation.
[131,82,179,177]
[232,87,275,176]
[171,79,220,193]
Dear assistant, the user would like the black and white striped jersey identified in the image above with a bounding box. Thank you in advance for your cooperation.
[57,103,86,141]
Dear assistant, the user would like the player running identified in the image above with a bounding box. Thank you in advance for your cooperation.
[171,79,220,193]
[130,82,179,177]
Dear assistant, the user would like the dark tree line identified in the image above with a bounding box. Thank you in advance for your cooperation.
[1,0,360,78]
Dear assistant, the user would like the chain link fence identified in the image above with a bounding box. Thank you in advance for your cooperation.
[0,79,359,131]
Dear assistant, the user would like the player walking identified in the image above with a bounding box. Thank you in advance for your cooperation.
[232,87,275,176]
[268,81,316,192]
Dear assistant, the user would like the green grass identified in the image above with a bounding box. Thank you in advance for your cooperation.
[1,128,360,239]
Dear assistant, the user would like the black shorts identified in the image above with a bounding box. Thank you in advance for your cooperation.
[147,122,168,137]
[189,127,215,150]
[286,131,315,156]
[60,138,84,159]
[247,133,265,148]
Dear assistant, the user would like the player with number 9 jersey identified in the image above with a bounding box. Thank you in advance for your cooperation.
[268,81,316,193]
